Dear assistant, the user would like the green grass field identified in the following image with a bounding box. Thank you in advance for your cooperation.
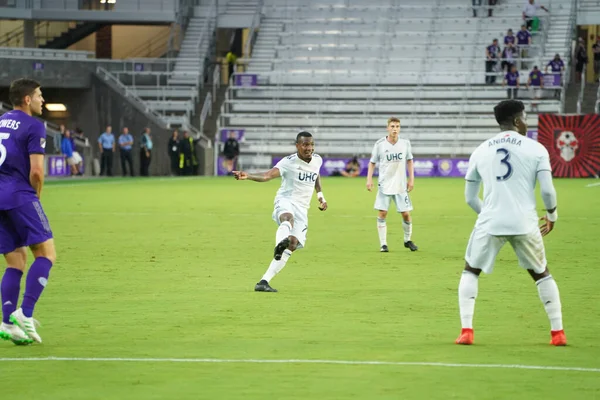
[2,177,600,399]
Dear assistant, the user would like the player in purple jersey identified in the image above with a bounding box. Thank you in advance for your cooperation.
[0,79,56,345]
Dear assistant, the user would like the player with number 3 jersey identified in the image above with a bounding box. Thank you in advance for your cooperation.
[456,100,566,346]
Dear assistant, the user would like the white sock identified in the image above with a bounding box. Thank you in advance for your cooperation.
[261,249,292,282]
[377,218,387,246]
[402,220,412,242]
[536,275,563,331]
[276,221,292,244]
[458,271,479,329]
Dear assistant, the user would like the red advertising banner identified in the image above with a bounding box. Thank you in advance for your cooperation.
[537,114,600,178]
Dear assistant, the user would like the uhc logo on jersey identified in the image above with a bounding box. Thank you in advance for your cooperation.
[298,171,317,182]
[386,152,403,162]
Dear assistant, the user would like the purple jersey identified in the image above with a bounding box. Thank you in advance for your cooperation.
[516,30,531,45]
[505,71,520,86]
[504,35,515,45]
[529,70,543,86]
[547,59,564,72]
[0,110,46,210]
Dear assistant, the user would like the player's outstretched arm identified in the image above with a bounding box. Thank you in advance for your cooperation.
[29,154,44,199]
[538,170,557,236]
[233,167,280,182]
[314,175,327,211]
[464,180,483,214]
[366,162,376,191]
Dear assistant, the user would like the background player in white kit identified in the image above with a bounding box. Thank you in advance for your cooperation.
[456,100,566,346]
[233,132,327,292]
[366,117,418,252]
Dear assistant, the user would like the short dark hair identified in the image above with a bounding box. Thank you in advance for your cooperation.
[296,131,312,143]
[9,78,40,107]
[494,100,525,126]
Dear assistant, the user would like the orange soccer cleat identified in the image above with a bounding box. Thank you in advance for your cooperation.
[550,330,567,346]
[455,328,474,345]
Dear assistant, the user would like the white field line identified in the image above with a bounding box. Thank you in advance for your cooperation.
[0,357,598,373]
[586,182,600,188]
[55,211,596,221]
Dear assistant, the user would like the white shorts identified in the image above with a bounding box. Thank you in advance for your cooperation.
[272,198,308,249]
[66,156,76,166]
[73,152,82,163]
[374,190,413,213]
[530,87,542,99]
[465,227,547,274]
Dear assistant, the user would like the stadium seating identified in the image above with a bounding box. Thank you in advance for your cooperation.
[218,0,576,170]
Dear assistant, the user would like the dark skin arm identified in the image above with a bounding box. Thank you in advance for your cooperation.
[314,175,327,211]
[233,167,280,182]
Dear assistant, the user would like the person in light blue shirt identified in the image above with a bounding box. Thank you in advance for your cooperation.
[139,127,153,176]
[98,125,115,176]
[118,127,134,177]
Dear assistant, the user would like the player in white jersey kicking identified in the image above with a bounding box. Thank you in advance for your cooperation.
[366,117,418,252]
[233,131,327,292]
[456,100,566,346]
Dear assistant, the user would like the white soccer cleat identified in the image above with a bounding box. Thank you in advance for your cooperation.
[10,308,42,344]
[0,322,33,345]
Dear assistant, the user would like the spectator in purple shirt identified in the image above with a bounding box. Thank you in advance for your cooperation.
[501,43,518,73]
[504,29,516,46]
[527,66,544,111]
[545,54,564,74]
[516,24,532,68]
[545,54,564,98]
[504,64,520,99]
[485,39,501,84]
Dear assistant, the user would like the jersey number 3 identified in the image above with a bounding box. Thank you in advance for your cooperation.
[496,148,513,181]
[0,133,10,168]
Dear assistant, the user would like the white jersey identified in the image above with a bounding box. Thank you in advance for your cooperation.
[466,130,552,235]
[370,136,413,195]
[273,153,323,209]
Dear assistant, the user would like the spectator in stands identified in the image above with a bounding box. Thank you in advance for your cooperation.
[68,128,84,174]
[527,66,544,111]
[118,127,134,177]
[340,157,361,178]
[226,51,238,83]
[55,124,65,154]
[545,54,565,98]
[504,64,520,99]
[504,29,516,46]
[576,37,588,84]
[593,36,600,81]
[179,131,200,176]
[545,53,565,74]
[61,130,80,176]
[488,0,497,17]
[472,0,482,17]
[168,130,180,176]
[516,24,532,69]
[98,125,115,177]
[222,131,240,175]
[501,42,518,73]
[485,39,501,84]
[522,0,548,31]
[140,127,153,177]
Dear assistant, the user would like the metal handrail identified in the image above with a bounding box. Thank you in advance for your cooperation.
[199,92,212,136]
[212,65,220,100]
[244,0,264,57]
[96,66,167,127]
[576,69,586,114]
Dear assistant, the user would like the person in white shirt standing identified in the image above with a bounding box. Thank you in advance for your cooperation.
[456,100,566,347]
[366,117,418,253]
[233,132,327,292]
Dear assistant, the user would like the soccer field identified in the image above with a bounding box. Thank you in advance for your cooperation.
[3,177,600,399]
